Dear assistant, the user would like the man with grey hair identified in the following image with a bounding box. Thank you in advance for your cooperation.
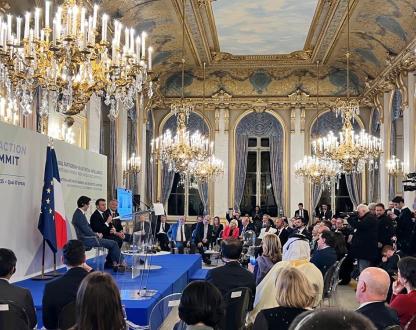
[348,204,379,273]
[356,267,399,329]
[368,202,377,215]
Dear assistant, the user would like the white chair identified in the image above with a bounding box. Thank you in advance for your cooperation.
[149,293,183,330]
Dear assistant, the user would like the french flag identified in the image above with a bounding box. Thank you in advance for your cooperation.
[38,145,68,253]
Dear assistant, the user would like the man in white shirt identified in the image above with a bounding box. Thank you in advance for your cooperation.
[356,267,399,329]
[156,215,170,251]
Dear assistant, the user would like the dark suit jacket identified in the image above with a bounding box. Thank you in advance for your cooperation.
[206,261,256,309]
[317,210,332,220]
[155,221,170,235]
[295,227,312,241]
[277,227,290,246]
[294,209,310,223]
[71,209,97,241]
[349,212,379,262]
[168,223,192,243]
[42,267,89,329]
[90,210,112,238]
[377,215,395,246]
[104,209,123,232]
[310,247,338,276]
[240,223,256,237]
[396,207,414,250]
[357,301,399,330]
[253,306,307,330]
[194,222,213,245]
[0,278,36,329]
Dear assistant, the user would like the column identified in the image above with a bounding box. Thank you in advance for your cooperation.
[214,106,229,216]
[403,72,416,206]
[86,94,101,153]
[380,92,392,204]
[289,107,305,214]
[116,105,128,191]
[138,120,147,201]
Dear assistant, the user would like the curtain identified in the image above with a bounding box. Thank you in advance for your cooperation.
[161,166,175,205]
[197,180,209,215]
[345,173,362,209]
[312,184,323,215]
[269,135,283,210]
[234,135,248,210]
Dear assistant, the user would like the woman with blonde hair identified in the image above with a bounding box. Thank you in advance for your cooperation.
[249,233,282,285]
[222,219,240,239]
[253,267,315,330]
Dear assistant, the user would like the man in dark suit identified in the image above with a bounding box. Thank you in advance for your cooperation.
[104,199,131,248]
[375,203,395,248]
[294,203,309,224]
[0,248,36,329]
[71,196,124,268]
[356,267,400,330]
[387,201,400,217]
[240,216,255,238]
[310,230,338,276]
[292,217,312,241]
[392,196,414,254]
[42,240,93,329]
[168,216,192,253]
[133,214,152,244]
[194,215,214,265]
[206,238,256,310]
[348,204,379,273]
[251,205,263,222]
[275,217,289,246]
[155,215,170,251]
[317,204,332,220]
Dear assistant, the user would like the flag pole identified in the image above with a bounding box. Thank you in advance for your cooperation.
[31,239,54,281]
[46,251,62,277]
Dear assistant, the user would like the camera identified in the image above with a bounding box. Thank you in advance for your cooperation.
[403,172,416,191]
[338,211,358,218]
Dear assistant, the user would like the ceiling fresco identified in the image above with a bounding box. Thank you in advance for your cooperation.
[212,0,319,55]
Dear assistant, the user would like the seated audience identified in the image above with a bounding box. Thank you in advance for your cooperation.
[248,233,323,324]
[133,214,152,241]
[72,196,124,270]
[258,215,277,239]
[356,267,400,330]
[240,215,255,237]
[206,238,256,309]
[155,215,171,251]
[42,240,93,329]
[289,309,377,330]
[221,219,240,239]
[249,233,281,285]
[292,217,312,241]
[390,256,416,328]
[317,204,332,220]
[310,230,338,276]
[70,272,125,330]
[178,281,225,330]
[378,245,400,276]
[212,216,223,243]
[275,217,290,246]
[168,216,192,253]
[333,231,348,260]
[253,267,315,330]
[191,215,203,233]
[252,205,263,222]
[194,215,213,265]
[0,248,36,329]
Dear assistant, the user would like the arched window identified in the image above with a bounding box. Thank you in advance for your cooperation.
[161,112,209,217]
[234,112,284,217]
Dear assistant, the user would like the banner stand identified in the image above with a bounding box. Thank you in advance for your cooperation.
[31,240,55,281]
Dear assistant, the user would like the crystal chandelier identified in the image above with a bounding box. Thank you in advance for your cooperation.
[387,155,405,177]
[294,156,341,185]
[190,155,224,182]
[0,0,153,122]
[311,0,383,173]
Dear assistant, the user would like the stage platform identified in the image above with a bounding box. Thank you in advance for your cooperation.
[15,254,202,329]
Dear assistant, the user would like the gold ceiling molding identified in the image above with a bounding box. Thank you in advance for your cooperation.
[288,89,310,106]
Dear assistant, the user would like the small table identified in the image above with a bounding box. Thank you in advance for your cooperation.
[204,250,221,265]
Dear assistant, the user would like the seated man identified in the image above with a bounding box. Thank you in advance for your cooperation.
[292,217,312,241]
[168,216,192,253]
[310,230,337,276]
[206,238,256,310]
[71,196,124,270]
[155,215,170,251]
[104,199,131,247]
[356,267,400,330]
[194,215,213,265]
[42,240,93,329]
[133,215,152,244]
[0,248,36,329]
[378,245,400,276]
[240,215,255,238]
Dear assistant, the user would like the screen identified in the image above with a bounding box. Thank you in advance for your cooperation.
[117,188,133,220]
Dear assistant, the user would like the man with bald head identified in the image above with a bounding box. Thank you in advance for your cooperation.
[356,267,400,330]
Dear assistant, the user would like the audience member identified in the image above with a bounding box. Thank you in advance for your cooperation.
[252,205,263,222]
[355,267,400,330]
[292,218,312,241]
[155,215,170,251]
[133,214,152,241]
[0,248,36,329]
[178,281,225,330]
[310,230,338,276]
[71,196,124,270]
[206,238,256,309]
[168,216,192,253]
[240,215,255,237]
[194,215,213,265]
[191,215,203,233]
[222,219,240,239]
[294,203,309,224]
[289,309,377,330]
[253,267,315,330]
[348,204,379,273]
[390,256,416,328]
[249,233,281,285]
[368,203,377,215]
[258,215,277,239]
[275,217,290,246]
[375,203,395,249]
[387,201,400,217]
[212,216,223,243]
[42,240,93,330]
[317,204,332,220]
[392,196,414,255]
[70,272,125,330]
[378,245,400,276]
[282,234,311,262]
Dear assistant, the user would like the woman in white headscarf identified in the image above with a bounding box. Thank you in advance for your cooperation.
[247,234,324,325]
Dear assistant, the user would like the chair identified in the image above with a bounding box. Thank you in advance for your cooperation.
[73,228,106,270]
[330,255,347,295]
[0,300,30,330]
[321,261,339,306]
[405,314,416,330]
[221,287,252,330]
[149,293,182,330]
[57,301,76,330]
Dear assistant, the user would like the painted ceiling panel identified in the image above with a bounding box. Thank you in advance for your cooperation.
[212,0,319,55]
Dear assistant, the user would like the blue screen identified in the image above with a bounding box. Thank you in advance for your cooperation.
[117,188,133,220]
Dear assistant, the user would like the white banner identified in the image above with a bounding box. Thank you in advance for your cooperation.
[0,121,107,281]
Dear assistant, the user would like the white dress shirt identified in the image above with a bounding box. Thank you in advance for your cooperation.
[176,224,185,242]
[158,222,166,234]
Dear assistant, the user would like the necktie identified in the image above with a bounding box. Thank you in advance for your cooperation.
[300,210,303,218]
[180,225,184,242]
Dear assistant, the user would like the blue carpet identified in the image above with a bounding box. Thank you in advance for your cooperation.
[15,254,202,328]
